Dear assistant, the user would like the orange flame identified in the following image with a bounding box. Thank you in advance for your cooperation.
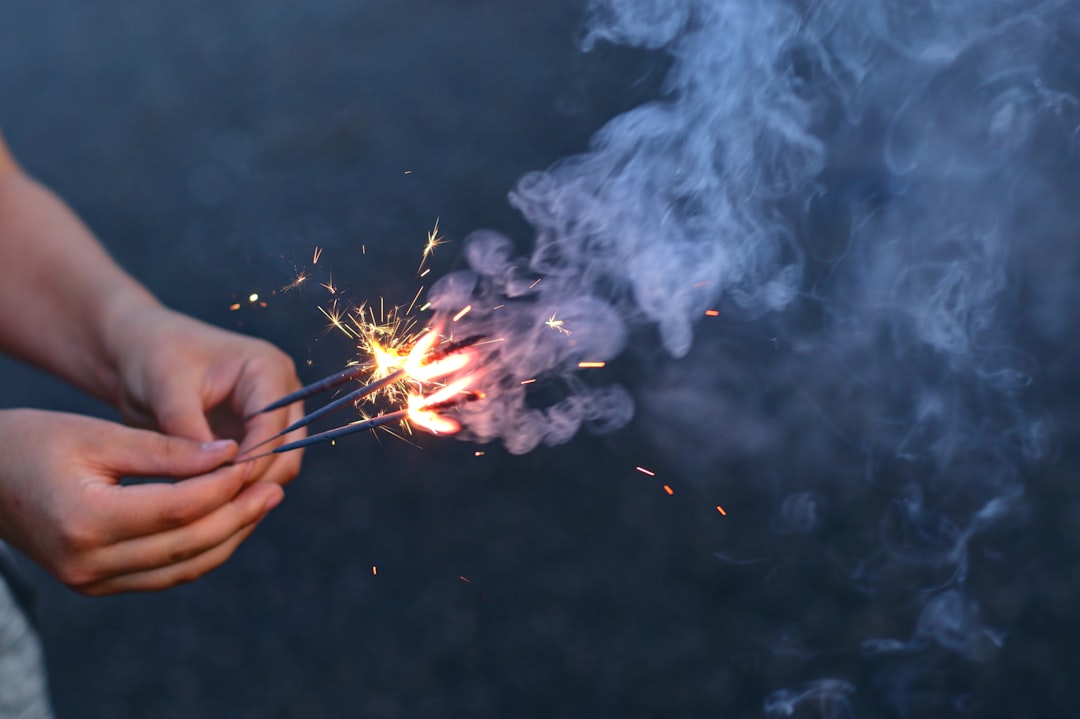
[406,376,475,434]
[404,329,476,382]
[399,327,480,435]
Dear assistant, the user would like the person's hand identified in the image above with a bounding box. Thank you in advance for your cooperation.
[103,304,306,487]
[0,409,283,595]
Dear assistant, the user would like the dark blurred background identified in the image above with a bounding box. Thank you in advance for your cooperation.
[1,2,1079,718]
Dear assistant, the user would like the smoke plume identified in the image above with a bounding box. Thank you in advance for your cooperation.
[428,0,1078,712]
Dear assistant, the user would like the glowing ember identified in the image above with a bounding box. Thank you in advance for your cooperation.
[716,505,727,516]
[283,270,308,292]
[578,361,606,369]
[452,304,473,322]
[545,312,571,335]
[705,309,720,317]
[418,219,446,274]
[636,466,656,477]
[663,485,675,495]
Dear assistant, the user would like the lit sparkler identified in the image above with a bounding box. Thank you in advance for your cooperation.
[239,375,479,461]
[237,227,492,461]
[237,329,485,461]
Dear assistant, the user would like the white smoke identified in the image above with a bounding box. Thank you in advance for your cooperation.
[425,0,1079,713]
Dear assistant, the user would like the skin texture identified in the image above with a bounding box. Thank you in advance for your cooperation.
[0,133,305,595]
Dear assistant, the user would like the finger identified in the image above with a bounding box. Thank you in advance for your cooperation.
[235,351,300,429]
[77,482,283,582]
[89,461,252,545]
[88,423,240,480]
[244,399,307,485]
[152,385,216,443]
[75,519,264,596]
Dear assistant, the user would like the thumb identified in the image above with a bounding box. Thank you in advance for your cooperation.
[94,425,240,480]
[153,390,215,443]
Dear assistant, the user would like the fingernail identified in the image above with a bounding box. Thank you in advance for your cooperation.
[201,439,236,452]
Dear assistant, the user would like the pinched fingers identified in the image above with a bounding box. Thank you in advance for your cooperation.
[83,449,250,546]
[234,357,306,486]
[65,482,283,595]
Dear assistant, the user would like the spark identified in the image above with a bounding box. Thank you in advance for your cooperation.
[318,302,356,339]
[459,576,472,584]
[705,309,720,317]
[529,278,542,289]
[420,302,431,312]
[313,246,323,264]
[545,312,571,335]
[229,303,241,311]
[452,305,473,322]
[372,566,378,576]
[418,218,446,274]
[521,378,536,385]
[578,361,606,369]
[716,505,728,516]
[320,274,337,294]
[663,485,675,495]
[350,301,421,392]
[493,304,504,310]
[406,286,424,315]
[282,270,309,292]
[636,466,656,477]
[248,293,259,303]
[474,451,485,457]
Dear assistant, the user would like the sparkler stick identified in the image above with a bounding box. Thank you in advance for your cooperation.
[245,362,374,419]
[237,369,406,459]
[234,410,408,463]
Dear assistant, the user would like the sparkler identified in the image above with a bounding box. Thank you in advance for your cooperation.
[231,228,497,462]
[238,377,479,462]
[236,327,485,461]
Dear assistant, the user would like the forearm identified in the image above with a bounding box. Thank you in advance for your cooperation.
[0,136,159,403]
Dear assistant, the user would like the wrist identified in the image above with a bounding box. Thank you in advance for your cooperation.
[95,289,165,405]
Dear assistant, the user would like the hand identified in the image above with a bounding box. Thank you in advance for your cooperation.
[0,409,283,595]
[105,305,306,486]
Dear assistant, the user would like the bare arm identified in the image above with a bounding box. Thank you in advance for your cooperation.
[0,133,158,403]
[0,133,304,594]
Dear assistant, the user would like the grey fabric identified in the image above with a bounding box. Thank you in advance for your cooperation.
[0,559,52,719]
